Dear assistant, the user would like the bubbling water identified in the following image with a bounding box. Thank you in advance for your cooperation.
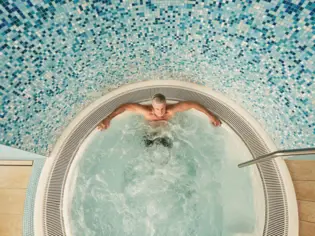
[69,112,257,236]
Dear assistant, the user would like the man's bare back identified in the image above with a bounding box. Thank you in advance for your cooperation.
[97,94,221,131]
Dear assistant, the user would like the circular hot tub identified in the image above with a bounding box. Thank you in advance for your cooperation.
[35,80,298,236]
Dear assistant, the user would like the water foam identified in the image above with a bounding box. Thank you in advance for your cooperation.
[68,112,260,236]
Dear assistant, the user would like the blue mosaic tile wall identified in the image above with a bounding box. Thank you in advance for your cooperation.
[0,0,314,155]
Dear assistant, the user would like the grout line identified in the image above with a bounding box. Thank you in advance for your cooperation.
[291,179,315,181]
[1,212,29,215]
[297,199,315,203]
[293,180,315,182]
[300,220,315,224]
[0,213,23,216]
[0,165,33,167]
[0,187,28,190]
[298,200,315,203]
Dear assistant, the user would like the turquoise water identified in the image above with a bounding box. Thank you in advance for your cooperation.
[69,112,259,236]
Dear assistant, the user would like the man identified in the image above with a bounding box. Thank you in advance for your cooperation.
[97,93,221,147]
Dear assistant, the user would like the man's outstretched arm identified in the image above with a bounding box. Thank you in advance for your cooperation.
[97,103,147,130]
[170,101,221,126]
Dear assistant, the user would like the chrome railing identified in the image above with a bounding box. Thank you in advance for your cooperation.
[238,147,315,168]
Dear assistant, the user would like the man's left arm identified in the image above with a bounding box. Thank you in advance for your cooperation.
[170,101,221,126]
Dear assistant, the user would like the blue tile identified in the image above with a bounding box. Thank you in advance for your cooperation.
[0,0,314,156]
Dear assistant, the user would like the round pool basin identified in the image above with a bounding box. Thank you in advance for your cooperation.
[35,80,298,236]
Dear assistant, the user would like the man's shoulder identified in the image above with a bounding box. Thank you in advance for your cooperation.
[166,103,180,112]
[166,102,192,113]
[141,104,152,109]
[128,103,148,107]
[166,102,183,108]
[133,104,151,112]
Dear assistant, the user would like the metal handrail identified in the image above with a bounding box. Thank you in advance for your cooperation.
[238,147,315,168]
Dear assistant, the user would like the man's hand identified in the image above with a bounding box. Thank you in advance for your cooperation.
[97,118,111,131]
[210,117,221,127]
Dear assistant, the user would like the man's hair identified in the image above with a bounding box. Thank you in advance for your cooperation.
[152,93,166,104]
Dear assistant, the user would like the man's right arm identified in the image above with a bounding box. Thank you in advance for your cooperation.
[97,103,147,130]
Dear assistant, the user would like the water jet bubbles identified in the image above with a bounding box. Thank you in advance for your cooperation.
[146,201,157,217]
[147,145,171,166]
[70,111,257,235]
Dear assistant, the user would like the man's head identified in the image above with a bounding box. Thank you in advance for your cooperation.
[152,93,166,117]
